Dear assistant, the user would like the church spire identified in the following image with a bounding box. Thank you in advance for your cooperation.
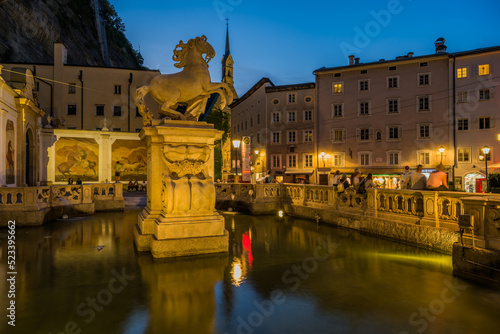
[222,18,237,98]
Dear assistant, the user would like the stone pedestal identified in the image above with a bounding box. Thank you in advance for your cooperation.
[134,121,229,258]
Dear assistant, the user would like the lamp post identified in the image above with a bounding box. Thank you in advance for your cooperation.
[254,150,259,183]
[439,146,445,164]
[320,151,326,167]
[232,139,241,183]
[482,145,490,192]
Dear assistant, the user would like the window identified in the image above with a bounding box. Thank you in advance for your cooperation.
[478,64,490,76]
[257,113,261,124]
[333,153,344,167]
[458,118,469,131]
[305,96,312,103]
[304,154,313,168]
[250,118,253,127]
[287,154,297,168]
[333,82,343,94]
[68,83,76,94]
[359,101,370,115]
[288,111,296,122]
[95,104,105,116]
[114,85,121,94]
[272,99,279,105]
[418,96,430,111]
[288,93,296,104]
[457,67,467,78]
[334,73,341,77]
[244,120,247,130]
[304,130,313,142]
[304,110,312,121]
[457,148,470,162]
[112,128,121,132]
[479,89,490,100]
[288,131,296,143]
[388,152,400,166]
[272,131,281,143]
[359,128,370,141]
[359,153,371,166]
[389,66,397,71]
[388,125,401,140]
[457,91,468,103]
[418,124,431,139]
[332,104,343,118]
[272,155,281,168]
[67,104,77,115]
[418,73,430,86]
[479,117,491,129]
[420,62,429,67]
[387,98,399,114]
[479,149,491,161]
[359,79,369,91]
[113,106,122,117]
[360,69,368,74]
[237,124,239,132]
[387,76,398,88]
[418,152,430,165]
[331,128,345,143]
[272,112,280,123]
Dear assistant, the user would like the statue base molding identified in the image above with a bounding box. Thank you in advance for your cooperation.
[133,121,228,258]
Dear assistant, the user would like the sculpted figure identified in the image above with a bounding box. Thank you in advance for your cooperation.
[135,36,234,124]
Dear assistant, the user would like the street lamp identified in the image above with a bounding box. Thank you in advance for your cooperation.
[482,145,490,192]
[320,151,326,167]
[232,139,241,183]
[254,150,260,183]
[439,146,445,164]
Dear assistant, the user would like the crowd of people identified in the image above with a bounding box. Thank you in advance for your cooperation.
[329,164,449,194]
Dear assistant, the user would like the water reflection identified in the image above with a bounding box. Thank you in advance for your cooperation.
[0,211,499,334]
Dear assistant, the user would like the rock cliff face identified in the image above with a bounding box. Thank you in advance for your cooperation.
[0,0,142,68]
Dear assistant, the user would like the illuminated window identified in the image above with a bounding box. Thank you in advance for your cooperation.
[331,128,345,143]
[478,64,490,76]
[333,82,343,94]
[304,130,313,142]
[418,152,430,165]
[457,148,470,162]
[457,67,467,78]
[333,153,344,167]
[332,104,343,117]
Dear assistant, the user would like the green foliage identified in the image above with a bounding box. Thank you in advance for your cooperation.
[205,108,231,180]
[488,173,500,188]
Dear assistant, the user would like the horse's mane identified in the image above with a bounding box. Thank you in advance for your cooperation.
[172,36,207,69]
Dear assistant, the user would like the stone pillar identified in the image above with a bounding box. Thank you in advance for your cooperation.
[134,121,229,258]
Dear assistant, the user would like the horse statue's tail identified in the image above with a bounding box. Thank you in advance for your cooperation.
[134,86,155,126]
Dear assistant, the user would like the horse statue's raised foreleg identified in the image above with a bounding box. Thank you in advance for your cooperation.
[202,82,234,109]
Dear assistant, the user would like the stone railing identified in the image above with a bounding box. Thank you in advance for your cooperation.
[0,184,124,210]
[216,183,500,251]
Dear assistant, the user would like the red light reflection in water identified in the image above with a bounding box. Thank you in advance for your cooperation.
[242,231,253,267]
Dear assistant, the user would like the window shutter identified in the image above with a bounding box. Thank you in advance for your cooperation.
[491,117,495,129]
[474,117,479,130]
[369,127,374,139]
[342,129,347,141]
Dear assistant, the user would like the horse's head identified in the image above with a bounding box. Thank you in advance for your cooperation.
[173,35,215,68]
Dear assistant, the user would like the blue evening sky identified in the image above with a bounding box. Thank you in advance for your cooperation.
[111,0,500,96]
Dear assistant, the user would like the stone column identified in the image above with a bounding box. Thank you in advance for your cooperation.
[134,121,229,258]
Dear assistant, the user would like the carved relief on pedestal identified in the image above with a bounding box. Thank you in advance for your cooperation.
[160,144,215,214]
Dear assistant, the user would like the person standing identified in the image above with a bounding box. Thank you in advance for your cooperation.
[400,166,411,189]
[114,161,122,182]
[331,170,341,186]
[426,164,449,191]
[406,165,427,190]
[264,170,274,183]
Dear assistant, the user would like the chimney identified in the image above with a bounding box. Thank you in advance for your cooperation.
[435,37,447,53]
[407,52,414,58]
[355,57,360,64]
[348,55,355,65]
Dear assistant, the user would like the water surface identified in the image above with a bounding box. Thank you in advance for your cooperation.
[1,210,500,334]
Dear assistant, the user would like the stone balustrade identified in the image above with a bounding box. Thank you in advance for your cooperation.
[216,183,500,253]
[0,183,124,226]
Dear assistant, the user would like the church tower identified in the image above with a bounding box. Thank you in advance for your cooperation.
[221,21,238,98]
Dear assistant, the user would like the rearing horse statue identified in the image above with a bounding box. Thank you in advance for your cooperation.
[135,35,234,124]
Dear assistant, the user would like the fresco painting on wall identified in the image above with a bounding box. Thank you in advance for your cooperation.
[5,120,15,184]
[55,138,99,182]
[112,140,146,181]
